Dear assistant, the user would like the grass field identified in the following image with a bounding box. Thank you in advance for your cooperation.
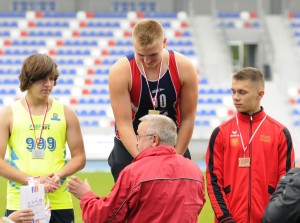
[0,171,214,222]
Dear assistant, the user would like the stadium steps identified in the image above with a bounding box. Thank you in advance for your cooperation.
[193,16,233,83]
[265,15,300,84]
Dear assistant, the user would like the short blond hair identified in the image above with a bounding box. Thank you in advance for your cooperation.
[233,67,265,90]
[132,19,164,49]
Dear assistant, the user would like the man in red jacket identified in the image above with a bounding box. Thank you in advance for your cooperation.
[206,67,295,223]
[67,114,205,223]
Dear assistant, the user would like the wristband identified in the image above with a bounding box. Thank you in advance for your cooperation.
[27,176,40,186]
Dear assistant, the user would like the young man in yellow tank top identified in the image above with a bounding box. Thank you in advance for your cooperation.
[0,53,86,223]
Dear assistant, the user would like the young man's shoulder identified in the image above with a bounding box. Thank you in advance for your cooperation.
[109,57,131,79]
[265,115,287,130]
[0,103,14,117]
[219,115,236,128]
[172,50,192,65]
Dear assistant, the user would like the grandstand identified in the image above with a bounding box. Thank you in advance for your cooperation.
[0,0,299,160]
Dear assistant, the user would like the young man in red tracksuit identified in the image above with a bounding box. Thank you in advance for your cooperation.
[206,67,295,223]
[67,114,205,223]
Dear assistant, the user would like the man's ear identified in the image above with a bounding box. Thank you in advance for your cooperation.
[163,38,167,48]
[152,134,160,146]
[258,90,264,100]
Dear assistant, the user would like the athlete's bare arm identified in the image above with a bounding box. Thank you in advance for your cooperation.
[0,106,30,184]
[56,105,86,179]
[109,57,139,158]
[175,52,198,155]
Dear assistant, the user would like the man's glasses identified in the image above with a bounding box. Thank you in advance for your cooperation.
[136,134,154,141]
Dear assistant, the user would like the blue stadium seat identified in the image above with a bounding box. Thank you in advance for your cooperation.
[145,12,177,18]
[95,69,110,75]
[0,12,25,18]
[252,21,260,28]
[57,79,74,85]
[5,89,16,94]
[294,120,300,126]
[56,49,90,56]
[217,12,240,19]
[80,31,114,37]
[43,12,76,18]
[0,21,17,27]
[99,110,106,116]
[52,89,62,95]
[63,89,71,95]
[79,98,87,104]
[93,12,127,18]
[179,49,196,56]
[102,59,117,65]
[90,98,100,104]
[86,21,120,27]
[4,49,37,55]
[57,59,84,65]
[94,79,109,85]
[28,30,62,37]
[101,99,110,104]
[199,78,209,85]
[0,31,10,37]
[59,69,76,75]
[2,79,19,84]
[64,40,98,46]
[195,120,210,126]
[182,31,191,37]
[0,69,20,75]
[0,59,22,65]
[36,21,69,27]
[90,89,98,94]
[116,40,133,46]
[168,40,193,46]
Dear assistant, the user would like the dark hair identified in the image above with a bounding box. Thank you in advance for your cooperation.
[233,67,265,89]
[19,53,59,92]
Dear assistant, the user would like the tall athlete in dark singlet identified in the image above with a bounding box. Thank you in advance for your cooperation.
[109,19,198,181]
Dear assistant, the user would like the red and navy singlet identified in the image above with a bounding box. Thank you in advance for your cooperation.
[115,50,181,138]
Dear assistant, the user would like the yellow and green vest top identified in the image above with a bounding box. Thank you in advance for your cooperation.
[7,99,72,210]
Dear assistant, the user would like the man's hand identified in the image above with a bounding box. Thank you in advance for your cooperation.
[67,176,91,200]
[40,173,61,193]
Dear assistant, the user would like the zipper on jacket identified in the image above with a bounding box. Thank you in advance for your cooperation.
[248,115,253,223]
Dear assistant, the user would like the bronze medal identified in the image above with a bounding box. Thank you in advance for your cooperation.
[148,109,160,115]
[238,157,251,167]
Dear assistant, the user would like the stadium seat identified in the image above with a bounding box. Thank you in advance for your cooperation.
[0,10,205,142]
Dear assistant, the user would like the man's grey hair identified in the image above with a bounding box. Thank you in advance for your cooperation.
[139,114,177,146]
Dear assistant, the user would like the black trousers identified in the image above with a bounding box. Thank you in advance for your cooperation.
[6,209,74,223]
[108,137,191,182]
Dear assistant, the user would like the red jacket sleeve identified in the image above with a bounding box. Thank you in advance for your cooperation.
[277,127,295,179]
[80,170,133,223]
[206,127,235,223]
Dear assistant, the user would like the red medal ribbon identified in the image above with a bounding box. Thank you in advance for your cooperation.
[141,58,163,109]
[25,97,48,148]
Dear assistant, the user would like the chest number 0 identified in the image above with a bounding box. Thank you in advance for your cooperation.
[158,94,167,108]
